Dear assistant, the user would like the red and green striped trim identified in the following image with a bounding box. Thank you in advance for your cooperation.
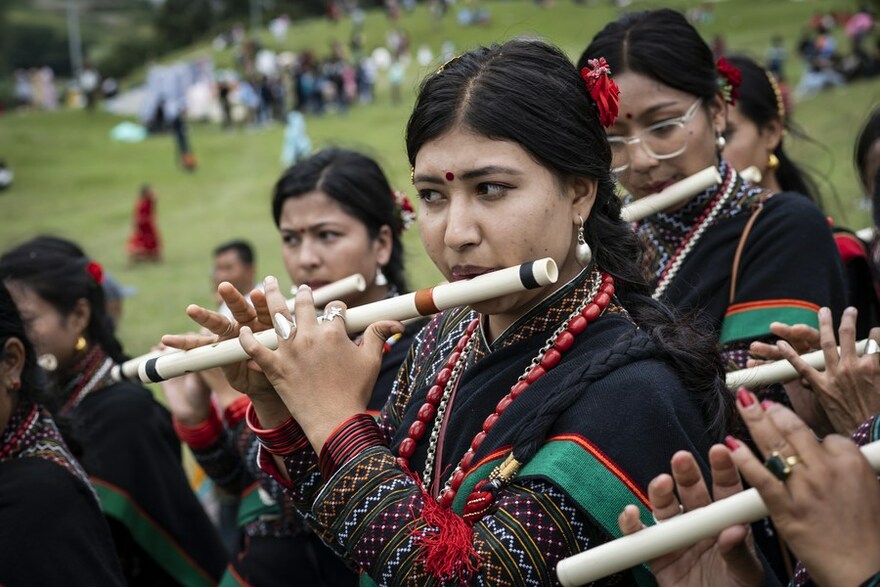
[92,477,216,587]
[219,563,251,587]
[453,436,656,586]
[721,299,820,345]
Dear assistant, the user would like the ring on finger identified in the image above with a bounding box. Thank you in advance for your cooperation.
[324,306,346,323]
[651,503,684,525]
[764,451,803,482]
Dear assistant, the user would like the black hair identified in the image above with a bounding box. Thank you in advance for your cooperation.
[272,148,408,293]
[726,55,821,203]
[214,239,255,266]
[855,105,880,192]
[578,9,719,102]
[0,283,40,403]
[0,236,127,365]
[406,38,732,444]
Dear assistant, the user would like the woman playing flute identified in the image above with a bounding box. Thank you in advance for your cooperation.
[186,39,734,585]
[580,10,846,376]
[162,148,424,586]
[0,237,228,586]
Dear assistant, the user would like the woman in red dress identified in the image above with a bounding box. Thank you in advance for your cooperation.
[127,184,161,263]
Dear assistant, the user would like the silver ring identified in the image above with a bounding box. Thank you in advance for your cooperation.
[865,339,880,355]
[652,504,684,525]
[221,320,235,337]
[324,306,345,323]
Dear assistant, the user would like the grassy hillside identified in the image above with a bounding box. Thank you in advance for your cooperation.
[1,0,878,360]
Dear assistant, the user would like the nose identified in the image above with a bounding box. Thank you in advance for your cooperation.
[443,196,480,251]
[627,139,659,173]
[296,238,322,270]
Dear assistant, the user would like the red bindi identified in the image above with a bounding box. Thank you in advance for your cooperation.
[445,171,455,181]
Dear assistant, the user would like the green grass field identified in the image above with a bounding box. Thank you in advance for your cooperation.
[1,0,879,361]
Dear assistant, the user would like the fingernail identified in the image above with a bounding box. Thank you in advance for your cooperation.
[298,284,311,292]
[272,313,291,339]
[724,435,741,451]
[819,307,830,318]
[736,387,755,408]
[761,400,774,411]
[264,275,277,288]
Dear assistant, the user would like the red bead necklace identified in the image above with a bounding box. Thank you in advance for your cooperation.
[396,271,615,511]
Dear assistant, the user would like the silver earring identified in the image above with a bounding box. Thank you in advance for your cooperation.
[575,215,592,267]
[716,134,726,150]
[375,267,388,287]
[37,353,58,372]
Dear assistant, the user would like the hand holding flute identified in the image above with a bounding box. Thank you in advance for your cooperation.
[558,396,880,587]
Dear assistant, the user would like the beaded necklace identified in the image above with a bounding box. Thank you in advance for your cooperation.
[396,270,614,511]
[652,165,737,300]
[0,403,39,461]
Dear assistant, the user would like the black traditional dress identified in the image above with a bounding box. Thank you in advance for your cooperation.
[257,269,719,586]
[0,400,124,586]
[62,346,228,586]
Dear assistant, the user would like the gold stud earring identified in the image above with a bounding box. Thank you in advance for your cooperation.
[767,153,780,172]
[75,336,87,352]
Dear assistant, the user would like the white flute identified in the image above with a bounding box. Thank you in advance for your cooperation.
[133,258,558,383]
[557,439,880,586]
[620,166,721,222]
[739,165,762,184]
[725,339,870,390]
[112,274,367,382]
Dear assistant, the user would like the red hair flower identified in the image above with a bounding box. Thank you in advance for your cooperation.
[716,57,741,105]
[392,190,416,234]
[86,261,104,285]
[580,57,620,128]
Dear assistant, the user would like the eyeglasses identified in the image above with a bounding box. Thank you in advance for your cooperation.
[607,98,703,173]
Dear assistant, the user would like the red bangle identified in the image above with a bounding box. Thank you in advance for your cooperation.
[173,404,223,450]
[319,414,385,479]
[245,402,308,456]
[223,395,251,427]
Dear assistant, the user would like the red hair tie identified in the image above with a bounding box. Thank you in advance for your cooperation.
[716,57,741,105]
[581,57,620,128]
[86,261,104,285]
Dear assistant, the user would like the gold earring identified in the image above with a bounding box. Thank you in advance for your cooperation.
[75,336,87,352]
[767,153,780,172]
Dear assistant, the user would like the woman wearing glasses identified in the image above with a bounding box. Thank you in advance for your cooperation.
[580,10,846,374]
[581,11,846,583]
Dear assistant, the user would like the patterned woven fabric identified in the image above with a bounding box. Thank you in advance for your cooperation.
[0,399,93,495]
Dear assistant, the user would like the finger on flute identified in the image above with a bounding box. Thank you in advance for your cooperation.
[556,439,880,586]
[620,166,721,222]
[114,273,367,382]
[136,259,558,383]
[725,339,870,390]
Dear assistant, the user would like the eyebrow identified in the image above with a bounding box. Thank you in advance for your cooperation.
[413,165,523,184]
[279,222,344,233]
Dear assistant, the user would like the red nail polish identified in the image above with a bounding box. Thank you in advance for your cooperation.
[761,400,774,411]
[724,435,740,451]
[736,388,755,408]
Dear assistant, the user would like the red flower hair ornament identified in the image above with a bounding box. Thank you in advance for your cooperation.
[86,261,104,285]
[580,57,620,128]
[392,190,416,234]
[716,57,742,105]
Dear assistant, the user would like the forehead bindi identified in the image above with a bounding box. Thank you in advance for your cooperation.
[445,171,455,181]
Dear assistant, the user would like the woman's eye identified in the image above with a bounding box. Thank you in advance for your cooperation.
[477,183,508,198]
[319,231,341,241]
[417,189,444,204]
[648,122,678,138]
[282,234,299,246]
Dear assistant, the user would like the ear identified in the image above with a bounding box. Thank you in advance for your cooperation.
[760,117,784,152]
[709,93,729,136]
[67,297,92,338]
[0,337,26,387]
[373,225,394,267]
[569,177,599,226]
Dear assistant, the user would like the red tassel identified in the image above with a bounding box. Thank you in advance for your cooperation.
[402,467,481,582]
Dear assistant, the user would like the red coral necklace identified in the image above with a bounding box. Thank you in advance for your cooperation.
[395,270,615,514]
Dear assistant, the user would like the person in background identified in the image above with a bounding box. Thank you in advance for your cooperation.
[0,236,228,586]
[213,240,258,318]
[127,184,162,264]
[0,282,125,586]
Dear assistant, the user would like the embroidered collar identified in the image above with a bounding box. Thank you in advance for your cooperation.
[0,400,39,462]
[61,345,115,414]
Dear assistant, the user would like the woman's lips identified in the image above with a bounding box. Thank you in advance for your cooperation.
[450,266,496,281]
